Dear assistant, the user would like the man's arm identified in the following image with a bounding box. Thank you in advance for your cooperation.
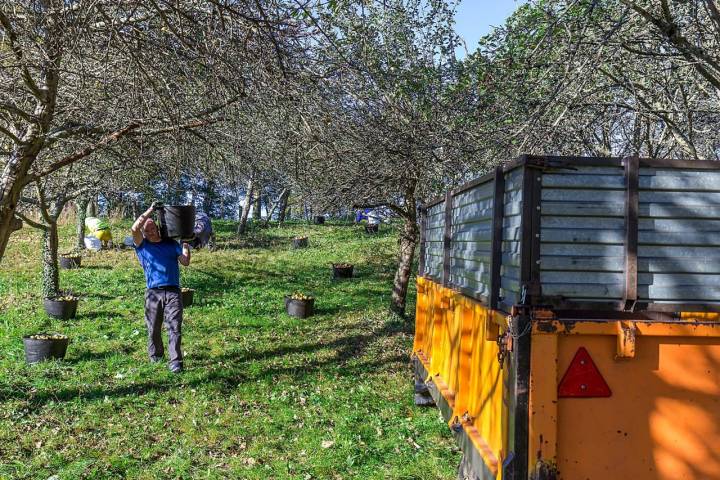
[179,242,191,266]
[131,204,156,246]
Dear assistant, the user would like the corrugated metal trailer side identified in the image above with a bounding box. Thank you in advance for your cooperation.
[423,199,445,282]
[413,155,720,480]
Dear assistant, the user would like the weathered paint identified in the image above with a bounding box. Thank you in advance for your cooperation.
[530,320,720,480]
[414,278,509,478]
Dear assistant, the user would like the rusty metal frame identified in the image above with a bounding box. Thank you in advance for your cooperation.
[533,318,720,338]
[529,164,543,303]
[442,190,453,287]
[623,156,640,312]
[507,160,542,480]
[419,155,720,212]
[490,166,505,311]
[451,170,497,197]
[539,299,720,315]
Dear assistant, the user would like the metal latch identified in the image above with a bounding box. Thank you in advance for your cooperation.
[497,328,513,367]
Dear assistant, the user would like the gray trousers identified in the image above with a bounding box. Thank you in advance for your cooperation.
[144,287,183,367]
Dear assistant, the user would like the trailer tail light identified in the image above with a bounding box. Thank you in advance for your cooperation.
[558,347,611,398]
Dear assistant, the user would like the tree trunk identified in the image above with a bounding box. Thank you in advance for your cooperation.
[0,150,46,262]
[238,177,254,235]
[263,189,287,227]
[390,208,419,316]
[0,51,60,263]
[42,222,60,298]
[87,198,97,217]
[262,194,271,220]
[236,200,243,233]
[253,189,262,219]
[203,180,215,215]
[278,189,290,223]
[76,197,90,250]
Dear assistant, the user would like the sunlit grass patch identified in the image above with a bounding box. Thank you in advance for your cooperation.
[0,219,457,479]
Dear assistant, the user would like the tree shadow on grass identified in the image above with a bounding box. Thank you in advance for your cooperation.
[67,347,134,363]
[9,354,410,412]
[76,311,120,321]
[81,292,116,300]
[214,236,292,250]
[4,318,412,412]
[186,260,394,318]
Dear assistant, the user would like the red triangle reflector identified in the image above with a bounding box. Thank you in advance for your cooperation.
[558,347,611,398]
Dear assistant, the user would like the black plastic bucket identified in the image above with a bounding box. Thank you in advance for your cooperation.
[44,298,78,320]
[59,255,81,269]
[181,288,194,307]
[23,335,69,364]
[314,216,325,225]
[332,264,354,279]
[158,205,196,241]
[293,238,309,249]
[285,297,314,319]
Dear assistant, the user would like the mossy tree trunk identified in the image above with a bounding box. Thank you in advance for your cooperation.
[76,197,89,250]
[253,189,262,219]
[390,209,418,315]
[42,222,60,298]
[278,189,290,223]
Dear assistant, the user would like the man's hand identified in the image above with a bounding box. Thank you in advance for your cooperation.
[179,242,191,266]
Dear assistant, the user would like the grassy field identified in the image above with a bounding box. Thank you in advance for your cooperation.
[0,220,458,479]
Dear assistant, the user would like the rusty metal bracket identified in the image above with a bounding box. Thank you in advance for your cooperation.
[461,411,474,424]
[530,460,560,480]
[623,157,639,312]
[450,415,463,433]
[616,321,637,359]
[497,329,514,367]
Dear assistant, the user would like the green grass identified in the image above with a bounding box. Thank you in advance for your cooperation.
[0,220,458,479]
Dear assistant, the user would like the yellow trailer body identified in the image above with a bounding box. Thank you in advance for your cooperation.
[414,278,720,479]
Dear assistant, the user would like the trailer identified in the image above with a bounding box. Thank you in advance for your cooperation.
[413,155,720,480]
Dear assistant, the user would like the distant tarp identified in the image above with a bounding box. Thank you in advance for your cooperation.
[85,217,112,242]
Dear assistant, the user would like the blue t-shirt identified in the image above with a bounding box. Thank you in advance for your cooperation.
[135,239,182,289]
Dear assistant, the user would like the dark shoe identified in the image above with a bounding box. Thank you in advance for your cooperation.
[150,356,163,363]
[169,363,183,374]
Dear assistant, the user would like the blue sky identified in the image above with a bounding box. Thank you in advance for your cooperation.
[454,1,524,55]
